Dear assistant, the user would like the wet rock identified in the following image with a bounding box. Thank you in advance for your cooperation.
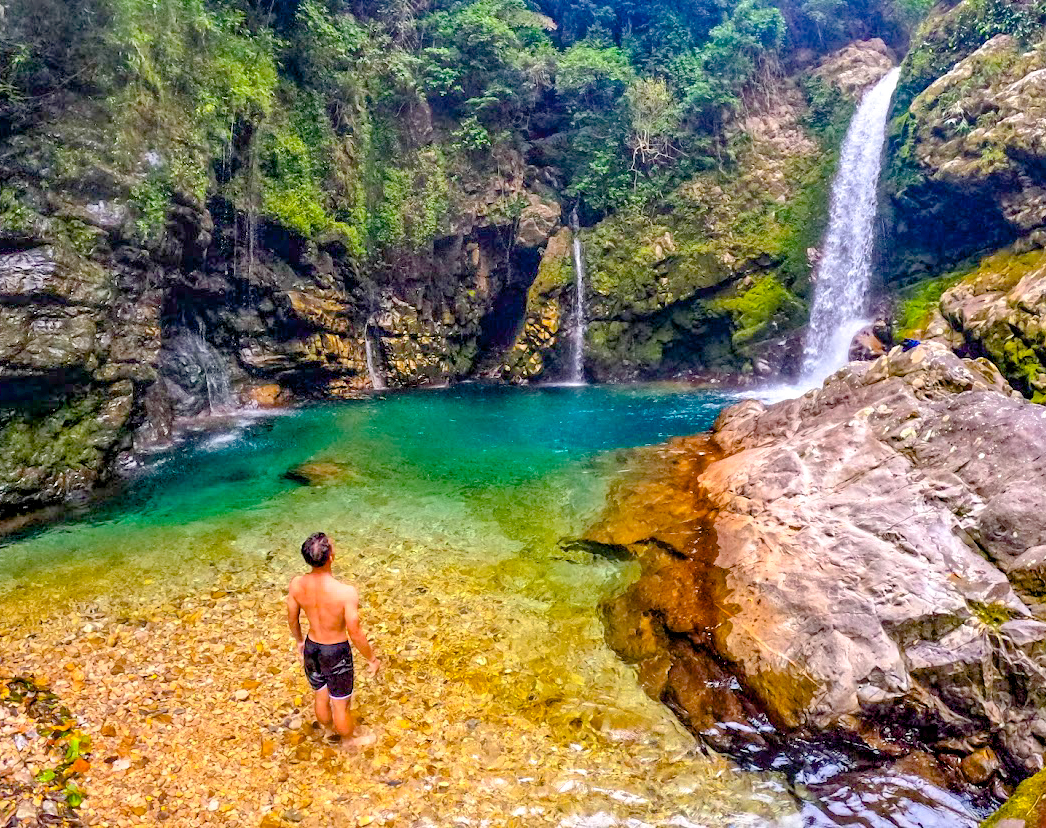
[595,343,1046,788]
[848,324,888,361]
[242,383,286,409]
[983,767,1046,827]
[514,196,561,249]
[813,39,896,98]
[960,747,1000,784]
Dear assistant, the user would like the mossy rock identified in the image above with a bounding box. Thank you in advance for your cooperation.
[708,275,805,348]
[0,382,134,510]
[982,767,1046,827]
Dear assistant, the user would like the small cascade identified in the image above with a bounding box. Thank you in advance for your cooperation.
[162,331,236,417]
[567,207,587,385]
[799,68,901,387]
[364,320,387,391]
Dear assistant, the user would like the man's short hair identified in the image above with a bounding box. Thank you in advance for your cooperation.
[301,532,332,567]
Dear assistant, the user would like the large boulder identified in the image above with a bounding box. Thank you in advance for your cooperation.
[813,38,896,98]
[594,343,1046,791]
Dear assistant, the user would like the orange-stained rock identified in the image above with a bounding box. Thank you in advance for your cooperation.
[242,383,286,408]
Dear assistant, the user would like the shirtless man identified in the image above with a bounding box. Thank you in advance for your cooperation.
[286,532,380,741]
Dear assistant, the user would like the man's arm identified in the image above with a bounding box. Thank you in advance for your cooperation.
[344,587,380,676]
[286,580,304,657]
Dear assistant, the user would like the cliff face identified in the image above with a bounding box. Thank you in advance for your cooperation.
[887,32,1046,274]
[499,42,897,384]
[0,0,914,514]
[883,0,1046,402]
[0,94,561,515]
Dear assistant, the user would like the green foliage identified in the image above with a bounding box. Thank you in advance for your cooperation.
[453,116,492,153]
[369,149,449,251]
[256,90,333,238]
[1,0,919,264]
[420,0,553,124]
[801,76,854,142]
[107,0,278,137]
[702,0,786,91]
[130,170,173,243]
[893,274,964,337]
[556,42,635,111]
[0,187,37,236]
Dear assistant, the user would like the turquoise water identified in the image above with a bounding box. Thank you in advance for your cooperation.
[0,384,735,590]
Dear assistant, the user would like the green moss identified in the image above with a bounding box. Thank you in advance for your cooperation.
[709,275,804,346]
[776,151,838,288]
[969,601,1016,628]
[921,248,1046,402]
[982,766,1046,827]
[0,187,38,236]
[893,274,965,338]
[56,218,103,258]
[0,392,114,489]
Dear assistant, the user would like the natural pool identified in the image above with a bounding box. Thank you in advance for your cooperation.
[0,385,979,827]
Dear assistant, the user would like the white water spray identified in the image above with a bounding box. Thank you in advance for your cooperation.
[567,208,587,385]
[799,67,900,387]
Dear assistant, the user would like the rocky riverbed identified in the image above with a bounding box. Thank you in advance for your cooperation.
[2,546,799,828]
[0,386,814,828]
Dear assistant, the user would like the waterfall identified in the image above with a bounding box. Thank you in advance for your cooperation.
[800,68,900,387]
[163,331,236,416]
[364,321,386,391]
[567,207,587,385]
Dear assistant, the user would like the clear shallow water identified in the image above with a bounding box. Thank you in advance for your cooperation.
[0,384,734,583]
[0,385,982,827]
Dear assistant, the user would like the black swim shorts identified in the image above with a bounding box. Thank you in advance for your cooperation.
[302,638,355,700]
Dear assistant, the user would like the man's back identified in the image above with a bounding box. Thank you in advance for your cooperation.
[288,532,380,741]
[289,571,356,644]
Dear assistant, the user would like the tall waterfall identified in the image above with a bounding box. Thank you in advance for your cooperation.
[364,320,386,391]
[800,68,900,386]
[567,208,587,385]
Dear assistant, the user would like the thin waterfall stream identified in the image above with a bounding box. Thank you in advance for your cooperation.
[162,330,237,416]
[364,319,387,390]
[800,67,901,387]
[568,207,587,385]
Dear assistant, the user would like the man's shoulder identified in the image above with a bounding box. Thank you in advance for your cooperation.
[288,574,304,593]
[334,579,359,602]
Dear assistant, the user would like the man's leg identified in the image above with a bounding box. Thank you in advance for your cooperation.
[314,686,333,729]
[330,695,355,739]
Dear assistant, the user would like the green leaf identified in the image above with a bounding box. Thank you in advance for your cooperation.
[64,782,84,808]
[64,736,82,762]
